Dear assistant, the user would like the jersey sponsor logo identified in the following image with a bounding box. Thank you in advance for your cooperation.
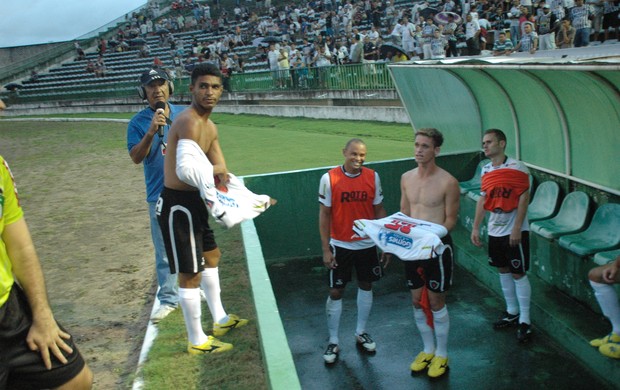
[340,190,368,203]
[488,187,513,200]
[216,191,239,208]
[378,228,413,249]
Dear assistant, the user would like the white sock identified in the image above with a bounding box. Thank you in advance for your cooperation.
[200,268,228,324]
[499,273,519,315]
[591,280,620,335]
[178,287,208,346]
[515,276,532,324]
[326,297,342,345]
[356,288,373,336]
[433,306,450,358]
[414,307,435,354]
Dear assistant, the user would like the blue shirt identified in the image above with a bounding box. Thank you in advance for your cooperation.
[127,103,184,202]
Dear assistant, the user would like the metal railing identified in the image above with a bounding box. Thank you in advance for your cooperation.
[230,62,395,92]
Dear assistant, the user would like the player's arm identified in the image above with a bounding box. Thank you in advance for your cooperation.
[319,204,336,269]
[470,193,486,247]
[510,189,530,246]
[205,123,228,181]
[3,217,73,369]
[443,177,460,232]
[399,172,411,215]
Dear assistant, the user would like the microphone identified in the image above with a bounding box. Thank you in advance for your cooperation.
[155,101,166,137]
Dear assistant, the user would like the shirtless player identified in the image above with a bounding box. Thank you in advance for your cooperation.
[156,63,247,355]
[399,128,460,378]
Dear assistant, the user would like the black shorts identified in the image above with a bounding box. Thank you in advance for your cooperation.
[157,187,217,275]
[327,245,382,289]
[488,232,530,274]
[0,284,86,390]
[603,11,620,29]
[404,234,454,293]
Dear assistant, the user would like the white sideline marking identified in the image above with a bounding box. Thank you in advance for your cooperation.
[131,296,161,390]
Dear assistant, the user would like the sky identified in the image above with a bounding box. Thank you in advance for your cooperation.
[0,0,147,48]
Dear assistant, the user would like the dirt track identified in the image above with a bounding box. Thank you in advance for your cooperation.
[0,120,155,389]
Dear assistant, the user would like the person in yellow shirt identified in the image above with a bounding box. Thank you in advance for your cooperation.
[0,156,93,389]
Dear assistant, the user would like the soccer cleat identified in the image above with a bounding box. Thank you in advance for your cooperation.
[590,332,620,348]
[427,356,449,378]
[599,342,620,359]
[517,322,533,343]
[213,314,249,337]
[410,351,435,373]
[150,304,176,324]
[355,333,376,352]
[493,311,520,329]
[187,336,233,355]
[323,343,339,364]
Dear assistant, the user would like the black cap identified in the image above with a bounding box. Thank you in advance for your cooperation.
[140,68,170,86]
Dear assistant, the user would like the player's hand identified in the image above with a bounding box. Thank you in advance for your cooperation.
[602,264,619,283]
[27,315,73,370]
[509,229,522,247]
[323,250,337,269]
[471,230,482,247]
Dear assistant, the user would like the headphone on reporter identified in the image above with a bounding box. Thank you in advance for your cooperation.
[137,68,174,100]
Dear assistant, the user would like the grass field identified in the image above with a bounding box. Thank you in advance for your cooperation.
[0,113,415,389]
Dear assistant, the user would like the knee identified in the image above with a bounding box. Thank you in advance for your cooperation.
[329,289,343,300]
[358,281,372,291]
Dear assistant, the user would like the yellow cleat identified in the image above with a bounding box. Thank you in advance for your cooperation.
[427,355,449,378]
[599,342,620,359]
[187,336,233,355]
[410,351,434,373]
[590,332,620,348]
[213,314,249,337]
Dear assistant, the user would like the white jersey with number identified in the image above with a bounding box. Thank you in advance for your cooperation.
[353,212,448,261]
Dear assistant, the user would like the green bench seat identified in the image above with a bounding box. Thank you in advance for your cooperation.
[594,249,620,266]
[530,191,590,239]
[527,181,560,222]
[459,159,489,194]
[558,203,620,256]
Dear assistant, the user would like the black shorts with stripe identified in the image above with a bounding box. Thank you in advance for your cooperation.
[487,232,530,274]
[157,187,217,275]
[327,245,383,289]
[0,284,86,389]
[404,234,454,293]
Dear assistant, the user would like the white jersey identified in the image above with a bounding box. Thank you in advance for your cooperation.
[480,157,530,237]
[213,173,273,228]
[174,139,272,229]
[353,212,448,261]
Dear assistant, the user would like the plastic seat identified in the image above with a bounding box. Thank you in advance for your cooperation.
[558,203,620,256]
[593,249,620,266]
[459,159,489,194]
[527,181,560,222]
[530,191,590,239]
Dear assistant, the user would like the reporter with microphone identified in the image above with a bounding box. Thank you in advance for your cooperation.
[127,68,184,323]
